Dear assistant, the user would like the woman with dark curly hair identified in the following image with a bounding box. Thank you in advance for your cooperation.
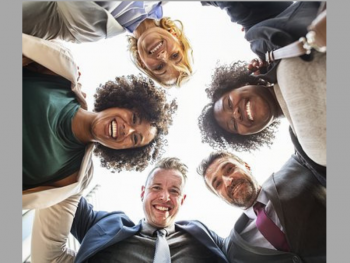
[200,2,326,167]
[199,58,326,167]
[22,1,193,88]
[199,61,282,153]
[22,34,177,210]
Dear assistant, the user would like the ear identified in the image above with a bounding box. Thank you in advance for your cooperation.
[244,162,251,171]
[180,194,187,205]
[141,186,145,201]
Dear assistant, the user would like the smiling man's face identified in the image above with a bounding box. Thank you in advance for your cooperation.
[141,168,186,228]
[204,157,260,209]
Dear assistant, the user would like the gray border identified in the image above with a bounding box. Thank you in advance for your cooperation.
[8,0,343,262]
[2,0,22,262]
[328,0,348,262]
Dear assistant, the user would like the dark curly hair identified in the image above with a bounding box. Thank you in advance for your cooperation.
[93,74,178,172]
[198,61,280,152]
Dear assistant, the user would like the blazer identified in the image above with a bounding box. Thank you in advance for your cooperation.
[202,1,322,82]
[221,155,326,263]
[22,33,94,209]
[71,197,229,263]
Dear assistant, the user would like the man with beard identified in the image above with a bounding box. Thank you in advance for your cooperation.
[197,151,326,263]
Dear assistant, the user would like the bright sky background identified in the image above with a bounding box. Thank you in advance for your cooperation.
[65,1,294,238]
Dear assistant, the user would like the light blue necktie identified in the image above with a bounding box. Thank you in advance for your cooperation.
[153,229,171,263]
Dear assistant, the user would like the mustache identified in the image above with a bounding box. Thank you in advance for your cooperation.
[227,178,249,199]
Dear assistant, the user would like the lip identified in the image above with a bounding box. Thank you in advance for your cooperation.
[239,99,253,125]
[107,119,118,139]
[147,40,165,57]
[152,204,172,213]
[231,184,245,198]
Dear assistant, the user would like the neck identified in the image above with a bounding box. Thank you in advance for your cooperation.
[71,108,95,144]
[133,19,157,38]
[244,185,262,210]
[268,86,284,118]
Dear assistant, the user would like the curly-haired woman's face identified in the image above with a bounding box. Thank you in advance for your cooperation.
[137,27,183,85]
[213,85,281,135]
[91,108,157,149]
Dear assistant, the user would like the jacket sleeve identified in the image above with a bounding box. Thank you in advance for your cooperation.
[70,197,133,243]
[201,2,292,31]
[31,194,82,263]
[70,196,109,243]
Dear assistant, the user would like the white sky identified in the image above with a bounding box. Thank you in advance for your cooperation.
[65,1,294,238]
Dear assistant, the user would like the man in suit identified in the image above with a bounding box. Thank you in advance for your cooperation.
[197,151,326,263]
[31,157,229,263]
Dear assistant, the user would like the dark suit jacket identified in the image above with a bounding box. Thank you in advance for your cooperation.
[221,155,326,263]
[71,197,229,263]
[202,1,322,82]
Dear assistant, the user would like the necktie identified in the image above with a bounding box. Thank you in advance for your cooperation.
[153,229,171,263]
[253,202,290,252]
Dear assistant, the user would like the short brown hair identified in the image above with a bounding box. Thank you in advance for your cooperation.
[145,157,188,186]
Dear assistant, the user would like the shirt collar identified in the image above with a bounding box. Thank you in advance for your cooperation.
[140,219,176,236]
[243,188,269,220]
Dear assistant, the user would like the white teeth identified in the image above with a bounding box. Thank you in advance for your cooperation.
[150,41,163,54]
[155,206,169,211]
[111,120,117,138]
[246,101,253,121]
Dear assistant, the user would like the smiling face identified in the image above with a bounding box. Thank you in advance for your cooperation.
[204,157,260,209]
[213,85,281,135]
[137,27,184,85]
[141,168,186,228]
[91,108,157,150]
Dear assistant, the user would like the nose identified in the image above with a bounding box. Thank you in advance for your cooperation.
[233,107,242,121]
[222,176,233,187]
[157,50,167,60]
[159,190,170,201]
[122,123,135,137]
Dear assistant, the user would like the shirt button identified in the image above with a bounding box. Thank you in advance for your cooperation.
[292,256,301,263]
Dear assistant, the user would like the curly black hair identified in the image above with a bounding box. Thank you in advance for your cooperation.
[93,74,178,172]
[198,61,280,152]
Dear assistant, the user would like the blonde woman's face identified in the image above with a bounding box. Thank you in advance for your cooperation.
[137,27,183,86]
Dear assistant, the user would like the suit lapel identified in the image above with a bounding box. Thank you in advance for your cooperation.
[176,221,229,263]
[76,222,141,263]
[232,213,288,256]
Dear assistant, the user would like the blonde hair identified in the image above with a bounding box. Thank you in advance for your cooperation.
[128,17,193,88]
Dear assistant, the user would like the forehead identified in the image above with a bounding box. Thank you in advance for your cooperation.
[148,168,184,185]
[205,157,239,180]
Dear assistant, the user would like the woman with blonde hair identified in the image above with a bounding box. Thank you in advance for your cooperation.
[23,1,193,88]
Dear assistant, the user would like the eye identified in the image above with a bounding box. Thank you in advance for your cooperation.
[133,133,138,145]
[214,180,222,190]
[227,97,233,110]
[171,52,179,59]
[155,63,164,71]
[170,189,180,195]
[224,164,235,176]
[152,186,161,191]
[229,117,237,132]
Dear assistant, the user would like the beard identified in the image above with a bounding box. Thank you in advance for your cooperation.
[227,178,258,208]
